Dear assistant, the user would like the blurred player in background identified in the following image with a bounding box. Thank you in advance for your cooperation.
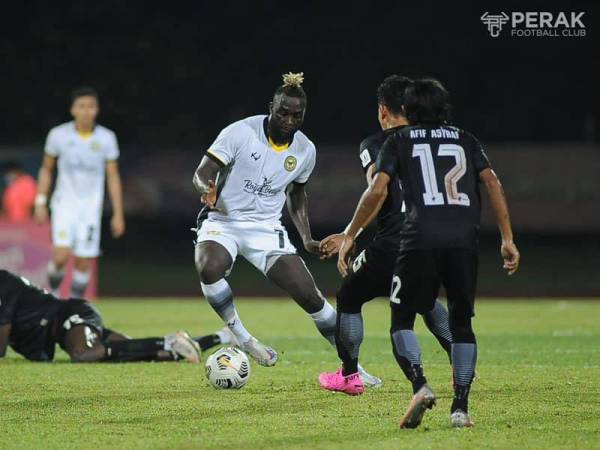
[34,87,125,297]
[192,72,380,386]
[1,161,37,222]
[332,78,519,428]
[318,76,452,396]
[0,269,235,363]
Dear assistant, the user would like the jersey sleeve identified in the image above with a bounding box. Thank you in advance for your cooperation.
[44,128,60,157]
[104,131,120,161]
[295,143,316,184]
[206,122,246,167]
[469,134,491,173]
[358,136,379,173]
[375,134,401,179]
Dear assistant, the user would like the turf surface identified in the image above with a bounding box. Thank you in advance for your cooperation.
[1,299,599,449]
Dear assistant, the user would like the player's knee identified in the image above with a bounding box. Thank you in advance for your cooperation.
[53,253,70,268]
[335,288,362,314]
[195,257,225,284]
[390,305,417,332]
[69,348,103,363]
[449,316,475,343]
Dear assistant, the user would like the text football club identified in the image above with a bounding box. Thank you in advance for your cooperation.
[481,11,586,38]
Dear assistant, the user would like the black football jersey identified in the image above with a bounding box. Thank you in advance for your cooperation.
[358,127,406,249]
[375,125,490,250]
[0,270,63,360]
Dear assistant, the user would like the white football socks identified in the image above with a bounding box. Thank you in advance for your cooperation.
[201,279,252,343]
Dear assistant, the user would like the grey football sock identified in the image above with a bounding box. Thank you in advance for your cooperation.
[391,329,427,393]
[336,312,364,375]
[451,342,477,413]
[452,343,477,386]
[422,300,453,361]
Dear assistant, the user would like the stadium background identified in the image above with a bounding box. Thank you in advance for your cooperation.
[1,1,598,297]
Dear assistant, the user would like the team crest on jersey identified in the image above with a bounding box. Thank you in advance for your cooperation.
[91,141,101,152]
[284,156,297,172]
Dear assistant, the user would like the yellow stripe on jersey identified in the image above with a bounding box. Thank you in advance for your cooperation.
[206,149,227,166]
[268,136,289,153]
[77,131,93,140]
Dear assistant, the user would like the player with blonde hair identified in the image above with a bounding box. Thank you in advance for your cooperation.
[192,73,380,386]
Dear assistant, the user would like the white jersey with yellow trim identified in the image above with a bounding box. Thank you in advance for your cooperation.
[44,121,119,215]
[206,115,316,223]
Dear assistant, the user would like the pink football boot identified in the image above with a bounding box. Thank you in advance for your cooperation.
[318,368,365,396]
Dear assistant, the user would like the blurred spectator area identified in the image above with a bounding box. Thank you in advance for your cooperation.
[2,143,598,297]
[2,143,599,232]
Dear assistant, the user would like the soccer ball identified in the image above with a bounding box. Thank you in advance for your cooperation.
[205,347,250,389]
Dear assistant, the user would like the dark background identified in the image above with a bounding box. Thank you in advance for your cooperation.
[1,1,598,296]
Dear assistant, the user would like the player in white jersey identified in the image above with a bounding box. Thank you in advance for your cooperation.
[34,87,125,298]
[192,73,380,386]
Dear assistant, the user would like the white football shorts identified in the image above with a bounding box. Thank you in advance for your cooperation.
[196,218,297,275]
[51,207,102,258]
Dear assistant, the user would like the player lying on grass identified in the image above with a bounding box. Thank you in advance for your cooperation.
[325,78,519,428]
[192,72,380,387]
[318,76,452,396]
[0,269,233,363]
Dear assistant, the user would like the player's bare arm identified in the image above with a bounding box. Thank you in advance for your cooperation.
[286,182,321,255]
[337,172,390,276]
[106,160,125,238]
[34,154,56,224]
[193,156,221,209]
[480,168,520,275]
[320,164,387,259]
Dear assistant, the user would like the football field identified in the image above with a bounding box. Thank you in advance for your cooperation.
[1,298,599,450]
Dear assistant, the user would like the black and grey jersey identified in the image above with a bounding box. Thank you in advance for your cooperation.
[0,270,63,360]
[358,126,406,250]
[375,125,491,250]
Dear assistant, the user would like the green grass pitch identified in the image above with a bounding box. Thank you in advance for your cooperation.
[1,298,599,450]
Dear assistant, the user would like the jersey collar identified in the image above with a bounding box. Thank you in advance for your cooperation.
[263,116,293,152]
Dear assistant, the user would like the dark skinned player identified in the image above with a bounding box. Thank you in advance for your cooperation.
[333,78,519,428]
[318,76,453,396]
[0,270,234,363]
[192,72,380,386]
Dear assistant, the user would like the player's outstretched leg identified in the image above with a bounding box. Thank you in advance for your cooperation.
[422,299,453,362]
[64,327,201,362]
[193,327,239,352]
[391,305,436,429]
[195,242,277,367]
[267,254,380,387]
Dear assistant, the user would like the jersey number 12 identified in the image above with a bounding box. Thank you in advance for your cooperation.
[412,144,470,206]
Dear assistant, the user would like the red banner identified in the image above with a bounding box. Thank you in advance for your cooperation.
[0,219,97,299]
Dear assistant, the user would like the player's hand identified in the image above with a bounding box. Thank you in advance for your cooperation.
[501,240,520,275]
[319,233,345,260]
[303,239,322,256]
[337,234,355,277]
[34,205,48,224]
[111,214,126,238]
[201,180,219,210]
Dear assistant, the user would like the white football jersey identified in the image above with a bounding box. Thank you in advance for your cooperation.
[206,115,316,223]
[44,121,119,214]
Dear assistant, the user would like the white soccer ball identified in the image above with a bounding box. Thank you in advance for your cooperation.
[205,347,251,389]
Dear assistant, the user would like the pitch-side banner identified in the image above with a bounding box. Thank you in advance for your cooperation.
[0,219,97,299]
